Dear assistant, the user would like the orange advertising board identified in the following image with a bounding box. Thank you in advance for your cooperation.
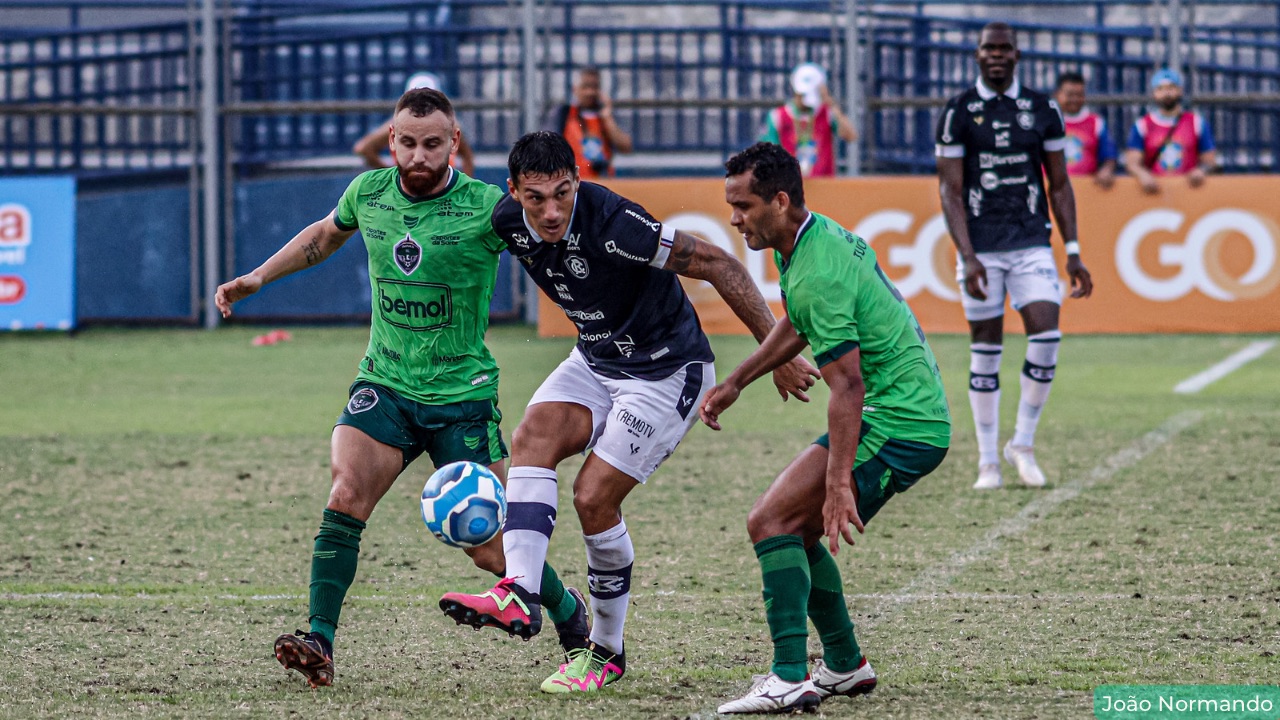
[537,176,1280,337]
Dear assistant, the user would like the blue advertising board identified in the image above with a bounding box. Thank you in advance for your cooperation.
[0,177,76,330]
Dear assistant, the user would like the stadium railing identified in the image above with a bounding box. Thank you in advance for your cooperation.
[2,0,1277,177]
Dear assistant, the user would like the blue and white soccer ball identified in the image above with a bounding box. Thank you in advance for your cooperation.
[420,461,507,548]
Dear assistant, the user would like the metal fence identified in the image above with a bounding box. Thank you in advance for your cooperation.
[4,0,1279,178]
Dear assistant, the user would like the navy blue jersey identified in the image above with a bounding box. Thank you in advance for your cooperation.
[492,182,714,380]
[935,78,1068,253]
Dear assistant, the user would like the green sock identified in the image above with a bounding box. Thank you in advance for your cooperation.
[805,543,863,672]
[308,508,365,646]
[541,562,575,625]
[755,534,810,682]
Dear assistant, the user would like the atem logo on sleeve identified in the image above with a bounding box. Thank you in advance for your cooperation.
[376,279,453,331]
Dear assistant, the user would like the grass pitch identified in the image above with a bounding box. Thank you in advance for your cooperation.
[3,326,1278,718]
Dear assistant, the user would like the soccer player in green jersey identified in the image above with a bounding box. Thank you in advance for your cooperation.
[214,88,586,689]
[703,143,952,714]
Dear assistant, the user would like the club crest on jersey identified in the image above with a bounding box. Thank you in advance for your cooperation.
[394,234,422,275]
[347,388,379,414]
[1017,112,1034,130]
[973,115,984,125]
[566,255,590,279]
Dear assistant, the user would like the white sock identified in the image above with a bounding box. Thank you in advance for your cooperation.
[968,343,1003,466]
[501,466,559,598]
[1013,331,1061,448]
[584,519,634,656]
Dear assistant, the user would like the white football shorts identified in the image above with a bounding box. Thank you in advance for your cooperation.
[527,347,715,483]
[955,246,1062,321]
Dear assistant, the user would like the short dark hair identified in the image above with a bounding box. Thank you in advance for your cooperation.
[979,21,1017,48]
[724,142,805,208]
[395,87,455,119]
[508,131,577,184]
[1056,71,1086,90]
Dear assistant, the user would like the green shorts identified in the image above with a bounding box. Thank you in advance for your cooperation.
[815,421,948,524]
[336,381,508,471]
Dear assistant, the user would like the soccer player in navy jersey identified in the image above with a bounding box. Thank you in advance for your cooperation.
[440,131,819,693]
[936,22,1093,490]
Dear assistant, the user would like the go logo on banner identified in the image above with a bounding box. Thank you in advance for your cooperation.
[1116,209,1280,301]
[663,210,960,303]
[852,211,959,301]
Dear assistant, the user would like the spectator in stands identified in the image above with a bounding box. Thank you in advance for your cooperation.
[1123,68,1218,193]
[1054,72,1117,188]
[759,63,858,178]
[354,72,476,175]
[542,67,633,180]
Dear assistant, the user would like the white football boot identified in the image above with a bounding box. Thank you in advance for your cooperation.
[972,463,1003,490]
[717,672,821,714]
[811,658,877,699]
[1004,441,1047,487]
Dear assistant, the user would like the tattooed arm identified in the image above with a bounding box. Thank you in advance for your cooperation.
[215,212,356,317]
[663,230,820,401]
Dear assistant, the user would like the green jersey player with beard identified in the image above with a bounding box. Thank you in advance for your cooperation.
[214,88,586,690]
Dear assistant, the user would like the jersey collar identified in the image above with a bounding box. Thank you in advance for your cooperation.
[976,77,1021,101]
[1064,108,1092,122]
[781,211,816,271]
[521,191,580,244]
[396,166,456,203]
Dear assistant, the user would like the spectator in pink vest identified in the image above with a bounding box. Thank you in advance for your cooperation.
[1054,72,1117,189]
[759,63,857,178]
[1123,68,1219,193]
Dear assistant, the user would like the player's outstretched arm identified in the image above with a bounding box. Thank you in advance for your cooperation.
[820,348,866,555]
[215,213,356,318]
[665,230,819,400]
[937,156,988,301]
[699,316,811,430]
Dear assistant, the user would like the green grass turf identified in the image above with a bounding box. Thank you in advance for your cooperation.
[2,325,1277,718]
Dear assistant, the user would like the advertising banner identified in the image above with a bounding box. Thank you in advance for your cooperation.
[0,177,76,331]
[537,176,1280,336]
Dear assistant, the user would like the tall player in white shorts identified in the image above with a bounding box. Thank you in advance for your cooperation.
[936,22,1094,490]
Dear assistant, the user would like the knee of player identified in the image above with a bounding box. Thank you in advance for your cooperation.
[571,486,619,523]
[746,504,785,543]
[324,479,366,519]
[510,420,562,458]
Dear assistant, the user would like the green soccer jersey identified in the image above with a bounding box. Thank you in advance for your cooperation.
[778,212,951,447]
[333,167,506,405]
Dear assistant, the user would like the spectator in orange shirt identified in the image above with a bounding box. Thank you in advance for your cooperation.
[543,67,633,180]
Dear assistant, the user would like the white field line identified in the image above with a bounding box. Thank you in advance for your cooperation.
[1174,340,1276,394]
[688,410,1204,718]
[863,410,1202,627]
[0,413,1204,609]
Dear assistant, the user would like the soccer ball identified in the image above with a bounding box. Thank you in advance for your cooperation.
[420,461,507,548]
